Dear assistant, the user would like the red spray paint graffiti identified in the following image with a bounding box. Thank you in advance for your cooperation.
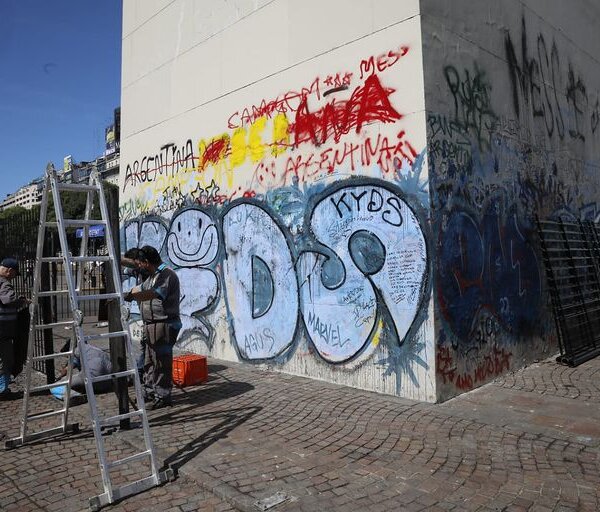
[227,79,321,129]
[199,137,229,171]
[123,43,418,191]
[359,45,410,79]
[292,74,401,147]
[281,130,418,184]
[437,345,512,391]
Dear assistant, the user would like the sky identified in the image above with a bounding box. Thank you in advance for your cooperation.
[0,0,123,200]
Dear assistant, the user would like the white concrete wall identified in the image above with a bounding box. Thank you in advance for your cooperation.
[120,0,436,401]
[421,0,600,399]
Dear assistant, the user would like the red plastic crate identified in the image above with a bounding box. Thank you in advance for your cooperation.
[172,355,208,387]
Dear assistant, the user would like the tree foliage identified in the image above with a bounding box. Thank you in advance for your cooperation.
[0,205,31,221]
[0,206,40,258]
[46,190,101,222]
[0,181,119,257]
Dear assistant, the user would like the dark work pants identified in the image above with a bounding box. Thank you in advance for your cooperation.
[143,322,178,399]
[0,320,15,393]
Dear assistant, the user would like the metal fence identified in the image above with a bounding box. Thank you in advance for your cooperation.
[0,208,38,296]
[0,208,108,380]
[0,208,48,375]
[538,218,600,366]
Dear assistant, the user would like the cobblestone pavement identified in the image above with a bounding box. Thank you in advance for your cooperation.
[1,354,599,511]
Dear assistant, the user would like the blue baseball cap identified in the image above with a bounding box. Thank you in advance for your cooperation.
[1,257,20,275]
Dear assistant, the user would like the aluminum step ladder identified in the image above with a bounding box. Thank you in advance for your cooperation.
[5,163,173,510]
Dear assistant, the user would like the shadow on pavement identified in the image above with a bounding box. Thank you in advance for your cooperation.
[147,380,255,430]
[149,377,258,473]
[207,364,229,374]
[160,405,261,473]
[168,380,254,409]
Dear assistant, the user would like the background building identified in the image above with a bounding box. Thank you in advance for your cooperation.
[61,108,121,186]
[118,0,600,402]
[0,107,122,211]
[100,107,121,186]
[0,178,44,210]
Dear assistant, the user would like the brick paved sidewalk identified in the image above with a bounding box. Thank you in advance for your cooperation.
[1,354,599,511]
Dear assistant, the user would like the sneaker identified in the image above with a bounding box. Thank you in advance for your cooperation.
[148,396,172,410]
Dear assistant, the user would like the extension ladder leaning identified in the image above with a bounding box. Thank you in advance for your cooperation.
[5,163,173,510]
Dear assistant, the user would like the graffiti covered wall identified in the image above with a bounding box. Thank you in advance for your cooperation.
[120,1,436,400]
[421,0,600,399]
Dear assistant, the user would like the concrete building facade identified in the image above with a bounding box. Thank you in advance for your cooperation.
[119,0,600,402]
[0,180,43,211]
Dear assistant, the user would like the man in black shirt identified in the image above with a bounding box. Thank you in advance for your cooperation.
[124,246,181,410]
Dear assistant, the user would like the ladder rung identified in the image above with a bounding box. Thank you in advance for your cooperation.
[70,256,111,263]
[5,423,79,449]
[57,183,99,192]
[91,474,166,509]
[107,450,151,469]
[31,381,69,392]
[32,351,73,362]
[37,290,70,297]
[63,219,106,227]
[27,409,67,421]
[84,331,128,341]
[43,256,111,264]
[77,293,120,301]
[99,410,143,427]
[45,220,106,227]
[92,369,136,383]
[35,321,74,330]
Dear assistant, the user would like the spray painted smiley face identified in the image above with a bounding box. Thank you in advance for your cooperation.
[167,209,218,267]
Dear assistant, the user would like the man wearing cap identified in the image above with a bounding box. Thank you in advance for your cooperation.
[0,258,27,398]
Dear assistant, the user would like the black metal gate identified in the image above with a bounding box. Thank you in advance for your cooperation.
[538,218,600,366]
[0,208,50,376]
[0,208,108,381]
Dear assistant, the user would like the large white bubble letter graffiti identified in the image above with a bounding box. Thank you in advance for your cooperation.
[223,203,299,360]
[122,218,168,316]
[166,208,219,343]
[298,183,427,363]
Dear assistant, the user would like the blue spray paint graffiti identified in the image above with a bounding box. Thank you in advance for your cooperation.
[437,197,542,345]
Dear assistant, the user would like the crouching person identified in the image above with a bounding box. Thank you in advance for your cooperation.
[57,343,113,395]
